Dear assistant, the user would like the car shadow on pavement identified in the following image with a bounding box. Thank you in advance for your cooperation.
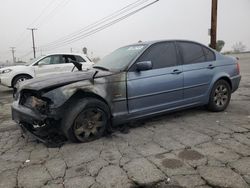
[29,106,210,148]
[108,106,207,135]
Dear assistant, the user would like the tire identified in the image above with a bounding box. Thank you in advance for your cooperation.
[208,80,231,112]
[12,75,32,88]
[61,98,110,143]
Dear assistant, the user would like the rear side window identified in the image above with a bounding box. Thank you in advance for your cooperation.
[75,55,86,62]
[67,55,76,63]
[203,47,216,61]
[136,42,178,69]
[178,42,206,64]
[62,55,77,63]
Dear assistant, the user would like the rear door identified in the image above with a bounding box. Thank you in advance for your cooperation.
[76,55,94,70]
[127,42,183,114]
[177,41,216,104]
[60,55,78,72]
[61,55,93,72]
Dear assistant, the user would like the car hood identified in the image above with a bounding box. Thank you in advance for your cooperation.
[18,69,114,92]
[0,65,26,71]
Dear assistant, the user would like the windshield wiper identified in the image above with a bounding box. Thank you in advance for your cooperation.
[93,66,109,71]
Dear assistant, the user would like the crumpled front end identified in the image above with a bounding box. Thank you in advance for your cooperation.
[11,70,124,145]
[12,89,66,145]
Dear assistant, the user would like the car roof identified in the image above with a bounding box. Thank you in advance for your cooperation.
[130,39,216,53]
[44,52,88,57]
[131,39,208,46]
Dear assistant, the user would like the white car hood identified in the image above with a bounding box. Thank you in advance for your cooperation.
[0,65,28,71]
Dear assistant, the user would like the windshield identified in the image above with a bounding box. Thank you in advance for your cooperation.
[94,44,147,71]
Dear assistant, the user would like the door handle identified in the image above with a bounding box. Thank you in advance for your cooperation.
[171,69,182,74]
[207,64,215,69]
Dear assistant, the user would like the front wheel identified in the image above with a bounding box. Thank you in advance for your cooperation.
[12,75,32,88]
[207,80,231,112]
[61,98,110,143]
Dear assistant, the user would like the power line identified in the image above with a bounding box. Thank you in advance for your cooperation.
[19,0,158,59]
[41,0,158,50]
[13,0,60,48]
[40,0,149,48]
[41,0,159,51]
[36,0,71,28]
[29,0,60,27]
[17,0,71,59]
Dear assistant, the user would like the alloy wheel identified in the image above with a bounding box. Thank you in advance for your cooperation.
[14,77,27,88]
[213,84,229,107]
[73,107,106,142]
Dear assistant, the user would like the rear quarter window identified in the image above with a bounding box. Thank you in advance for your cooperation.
[203,47,216,61]
[75,55,86,62]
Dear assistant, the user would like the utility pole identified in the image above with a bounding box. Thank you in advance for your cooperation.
[10,47,16,64]
[210,0,218,50]
[27,28,37,58]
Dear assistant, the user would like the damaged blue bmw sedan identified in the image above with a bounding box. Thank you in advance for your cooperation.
[12,40,241,143]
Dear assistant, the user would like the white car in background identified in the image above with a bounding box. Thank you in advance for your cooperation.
[0,53,93,88]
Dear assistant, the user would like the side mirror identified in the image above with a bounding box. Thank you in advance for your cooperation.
[136,61,152,71]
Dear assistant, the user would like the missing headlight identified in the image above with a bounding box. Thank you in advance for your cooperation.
[31,96,47,108]
[24,96,48,113]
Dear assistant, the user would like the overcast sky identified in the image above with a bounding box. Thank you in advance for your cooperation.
[0,0,249,62]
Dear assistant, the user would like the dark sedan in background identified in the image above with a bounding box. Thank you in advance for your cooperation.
[12,40,241,143]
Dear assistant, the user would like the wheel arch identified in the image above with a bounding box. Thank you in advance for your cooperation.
[205,74,232,104]
[62,89,112,117]
[59,89,113,142]
[207,76,232,112]
[218,76,232,90]
[11,73,33,87]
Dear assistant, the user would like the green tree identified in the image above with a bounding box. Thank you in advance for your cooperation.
[216,40,225,52]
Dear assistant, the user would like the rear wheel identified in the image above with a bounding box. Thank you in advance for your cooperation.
[61,98,110,143]
[208,80,231,112]
[12,75,32,88]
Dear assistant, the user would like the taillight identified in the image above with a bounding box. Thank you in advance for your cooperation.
[236,62,240,75]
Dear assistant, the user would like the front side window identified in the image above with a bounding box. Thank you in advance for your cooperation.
[178,42,206,64]
[37,55,61,65]
[135,42,178,69]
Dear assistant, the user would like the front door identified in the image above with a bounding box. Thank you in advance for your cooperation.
[127,42,183,115]
[33,55,63,77]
